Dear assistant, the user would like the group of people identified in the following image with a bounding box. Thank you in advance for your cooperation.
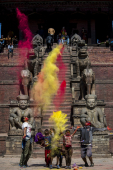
[46,27,69,53]
[0,35,18,58]
[97,35,111,47]
[19,116,107,169]
[57,27,69,45]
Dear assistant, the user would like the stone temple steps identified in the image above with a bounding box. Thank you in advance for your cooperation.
[41,45,72,130]
[32,45,74,157]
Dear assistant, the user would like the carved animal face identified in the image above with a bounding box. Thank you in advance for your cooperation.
[87,99,96,108]
[19,99,28,109]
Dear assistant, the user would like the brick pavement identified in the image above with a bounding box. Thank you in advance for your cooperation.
[0,156,113,170]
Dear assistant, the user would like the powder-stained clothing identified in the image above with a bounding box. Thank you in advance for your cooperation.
[44,135,51,165]
[74,126,107,158]
[44,135,51,150]
[45,149,51,166]
[63,135,73,147]
[76,126,107,145]
[64,146,73,166]
[63,135,73,166]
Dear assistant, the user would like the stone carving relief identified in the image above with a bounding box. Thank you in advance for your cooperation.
[32,34,44,58]
[80,94,107,128]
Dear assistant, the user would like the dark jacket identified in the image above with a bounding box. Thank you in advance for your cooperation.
[46,35,53,44]
[74,126,107,145]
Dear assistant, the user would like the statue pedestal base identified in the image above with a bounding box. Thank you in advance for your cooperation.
[92,131,111,157]
[6,131,23,155]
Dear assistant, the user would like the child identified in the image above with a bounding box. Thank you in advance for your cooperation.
[59,144,65,167]
[49,128,60,169]
[44,129,51,167]
[63,127,80,169]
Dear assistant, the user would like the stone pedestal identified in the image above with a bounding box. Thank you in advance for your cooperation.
[92,131,111,157]
[70,78,81,102]
[6,131,23,155]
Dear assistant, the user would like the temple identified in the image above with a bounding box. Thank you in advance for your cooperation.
[0,0,113,43]
[0,0,113,159]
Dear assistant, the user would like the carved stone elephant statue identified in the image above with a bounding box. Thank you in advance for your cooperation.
[80,68,95,100]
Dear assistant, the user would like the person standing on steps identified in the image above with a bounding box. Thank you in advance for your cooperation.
[48,28,55,46]
[74,121,107,167]
[8,42,13,59]
[46,33,53,53]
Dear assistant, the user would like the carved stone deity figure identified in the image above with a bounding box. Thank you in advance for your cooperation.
[75,40,91,78]
[80,94,107,128]
[9,95,35,130]
[80,68,95,100]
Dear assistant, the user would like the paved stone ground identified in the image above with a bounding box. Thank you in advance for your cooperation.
[0,156,113,170]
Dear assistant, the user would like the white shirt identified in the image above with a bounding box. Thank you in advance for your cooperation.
[8,45,13,49]
[22,122,32,138]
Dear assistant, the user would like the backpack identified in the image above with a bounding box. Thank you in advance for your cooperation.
[80,127,92,144]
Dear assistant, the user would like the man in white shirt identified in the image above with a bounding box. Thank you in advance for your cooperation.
[19,116,32,168]
[8,42,13,59]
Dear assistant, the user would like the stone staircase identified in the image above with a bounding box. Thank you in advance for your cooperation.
[0,45,112,158]
[32,44,75,157]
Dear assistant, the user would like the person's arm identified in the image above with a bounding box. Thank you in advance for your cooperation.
[92,127,107,133]
[23,127,27,138]
[72,126,81,137]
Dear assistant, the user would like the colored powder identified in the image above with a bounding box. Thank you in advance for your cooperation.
[53,46,67,109]
[15,8,34,90]
[49,110,68,155]
[107,126,112,130]
[16,7,33,67]
[53,80,66,109]
[32,45,63,110]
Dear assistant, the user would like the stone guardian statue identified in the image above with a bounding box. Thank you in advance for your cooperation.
[9,95,35,130]
[80,94,107,128]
